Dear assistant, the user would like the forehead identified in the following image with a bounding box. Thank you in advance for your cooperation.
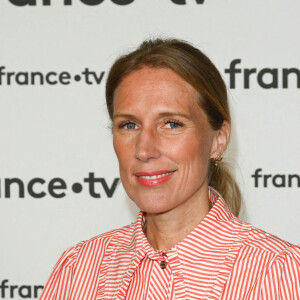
[113,67,200,114]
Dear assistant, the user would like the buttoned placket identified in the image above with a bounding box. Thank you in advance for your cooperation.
[151,250,175,300]
[119,249,174,300]
[160,252,168,270]
[135,213,187,300]
[145,248,186,300]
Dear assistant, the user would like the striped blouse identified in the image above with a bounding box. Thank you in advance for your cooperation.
[40,188,300,299]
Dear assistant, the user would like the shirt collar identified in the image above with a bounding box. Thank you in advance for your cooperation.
[130,186,239,261]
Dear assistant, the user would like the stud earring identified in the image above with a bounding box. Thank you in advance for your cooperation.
[213,154,223,166]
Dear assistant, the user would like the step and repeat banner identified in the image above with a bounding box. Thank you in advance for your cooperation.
[0,0,299,299]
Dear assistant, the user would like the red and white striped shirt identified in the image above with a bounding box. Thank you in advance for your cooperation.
[40,188,300,299]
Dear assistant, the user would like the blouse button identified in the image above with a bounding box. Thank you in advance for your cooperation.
[160,261,167,269]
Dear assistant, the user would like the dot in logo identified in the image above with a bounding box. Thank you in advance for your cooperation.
[74,75,81,81]
[72,183,83,193]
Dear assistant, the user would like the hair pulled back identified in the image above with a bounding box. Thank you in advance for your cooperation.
[106,38,241,216]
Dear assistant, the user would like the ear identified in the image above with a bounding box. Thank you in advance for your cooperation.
[210,121,231,159]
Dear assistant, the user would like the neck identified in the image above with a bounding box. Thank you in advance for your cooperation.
[143,188,211,251]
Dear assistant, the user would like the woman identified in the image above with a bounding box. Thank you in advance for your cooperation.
[40,39,300,299]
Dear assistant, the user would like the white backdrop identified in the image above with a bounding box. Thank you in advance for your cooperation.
[0,0,299,299]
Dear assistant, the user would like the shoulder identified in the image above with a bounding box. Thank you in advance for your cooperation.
[53,222,137,271]
[242,226,300,258]
[224,222,300,297]
[40,223,137,299]
[235,223,300,276]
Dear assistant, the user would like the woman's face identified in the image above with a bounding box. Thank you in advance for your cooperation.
[113,67,226,214]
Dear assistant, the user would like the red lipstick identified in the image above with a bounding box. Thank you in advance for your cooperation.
[135,170,176,187]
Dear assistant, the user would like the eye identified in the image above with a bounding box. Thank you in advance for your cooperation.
[164,120,183,129]
[119,121,137,130]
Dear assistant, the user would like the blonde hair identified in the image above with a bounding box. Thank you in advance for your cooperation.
[106,38,241,216]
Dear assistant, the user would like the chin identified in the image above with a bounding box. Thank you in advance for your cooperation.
[131,195,173,214]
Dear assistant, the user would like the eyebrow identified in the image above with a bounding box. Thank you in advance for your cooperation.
[113,111,190,120]
[113,113,137,120]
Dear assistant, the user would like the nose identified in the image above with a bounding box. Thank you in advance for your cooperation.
[135,127,161,162]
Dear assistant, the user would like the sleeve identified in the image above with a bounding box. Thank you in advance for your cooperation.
[39,241,85,300]
[260,246,300,299]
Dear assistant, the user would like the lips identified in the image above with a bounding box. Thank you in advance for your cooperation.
[135,170,176,187]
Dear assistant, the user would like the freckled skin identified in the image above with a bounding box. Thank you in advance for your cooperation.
[113,67,225,219]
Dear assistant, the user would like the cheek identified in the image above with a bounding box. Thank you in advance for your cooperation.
[113,137,127,168]
[113,135,134,174]
[163,132,212,166]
